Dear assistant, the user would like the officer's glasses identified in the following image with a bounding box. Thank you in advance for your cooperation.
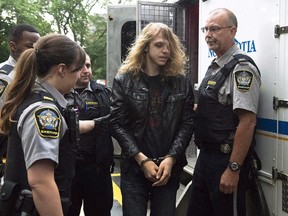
[201,26,233,33]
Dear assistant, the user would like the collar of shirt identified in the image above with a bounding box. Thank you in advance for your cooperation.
[0,56,17,79]
[7,55,17,67]
[72,81,92,95]
[0,55,16,68]
[215,44,239,68]
[35,80,68,108]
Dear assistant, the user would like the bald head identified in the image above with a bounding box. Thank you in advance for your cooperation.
[204,8,238,58]
[209,8,238,28]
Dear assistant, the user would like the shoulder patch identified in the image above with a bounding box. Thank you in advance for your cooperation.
[34,107,61,138]
[235,70,253,91]
[0,78,8,98]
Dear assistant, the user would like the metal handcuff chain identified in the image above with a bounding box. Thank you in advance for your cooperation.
[140,155,174,169]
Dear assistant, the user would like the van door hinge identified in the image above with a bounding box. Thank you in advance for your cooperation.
[273,96,288,109]
[275,25,288,38]
[272,167,288,181]
[273,167,288,213]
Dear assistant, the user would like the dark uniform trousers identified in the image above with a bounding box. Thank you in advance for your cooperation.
[187,149,248,216]
[68,157,113,216]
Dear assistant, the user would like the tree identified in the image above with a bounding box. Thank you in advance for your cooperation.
[83,14,107,79]
[43,0,108,79]
[0,0,123,80]
[0,0,52,62]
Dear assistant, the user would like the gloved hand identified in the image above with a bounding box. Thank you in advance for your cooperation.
[93,114,110,135]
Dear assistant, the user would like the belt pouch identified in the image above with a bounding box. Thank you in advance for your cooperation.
[0,180,21,216]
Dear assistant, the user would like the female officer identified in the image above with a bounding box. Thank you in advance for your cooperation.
[0,33,95,216]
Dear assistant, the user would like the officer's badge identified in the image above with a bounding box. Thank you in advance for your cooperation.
[34,108,61,138]
[235,70,253,91]
[0,79,8,98]
[220,143,232,154]
[207,80,216,86]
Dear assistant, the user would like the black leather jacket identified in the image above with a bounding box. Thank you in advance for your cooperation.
[110,72,195,172]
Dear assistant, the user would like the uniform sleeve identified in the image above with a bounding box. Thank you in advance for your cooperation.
[0,75,12,109]
[18,102,68,169]
[232,62,261,114]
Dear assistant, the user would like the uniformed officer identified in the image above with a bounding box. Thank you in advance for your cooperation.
[0,23,40,105]
[65,54,114,216]
[0,34,96,216]
[0,72,11,179]
[0,23,40,77]
[187,8,261,216]
[0,24,40,182]
[0,72,11,118]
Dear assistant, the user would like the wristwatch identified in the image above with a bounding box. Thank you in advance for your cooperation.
[228,161,241,171]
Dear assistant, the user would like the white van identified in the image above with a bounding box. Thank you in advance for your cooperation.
[107,0,288,215]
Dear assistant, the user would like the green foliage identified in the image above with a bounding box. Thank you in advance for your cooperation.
[0,0,51,62]
[84,14,107,80]
[0,0,107,79]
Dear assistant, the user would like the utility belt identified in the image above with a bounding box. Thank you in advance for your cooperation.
[196,141,232,154]
[0,181,71,216]
[0,181,38,216]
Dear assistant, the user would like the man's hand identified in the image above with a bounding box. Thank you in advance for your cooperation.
[152,156,174,186]
[219,168,240,194]
[141,160,159,183]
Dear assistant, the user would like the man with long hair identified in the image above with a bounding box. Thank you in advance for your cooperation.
[110,22,195,216]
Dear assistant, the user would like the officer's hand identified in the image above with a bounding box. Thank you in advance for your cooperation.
[152,157,174,187]
[141,161,159,183]
[219,168,240,194]
[93,114,110,135]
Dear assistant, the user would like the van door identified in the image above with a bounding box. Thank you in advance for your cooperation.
[106,5,137,88]
[272,0,288,215]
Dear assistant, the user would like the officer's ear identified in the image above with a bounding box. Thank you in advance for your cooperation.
[9,41,16,53]
[57,63,66,77]
[229,26,237,38]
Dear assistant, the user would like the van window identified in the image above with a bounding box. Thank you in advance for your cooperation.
[121,21,136,62]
